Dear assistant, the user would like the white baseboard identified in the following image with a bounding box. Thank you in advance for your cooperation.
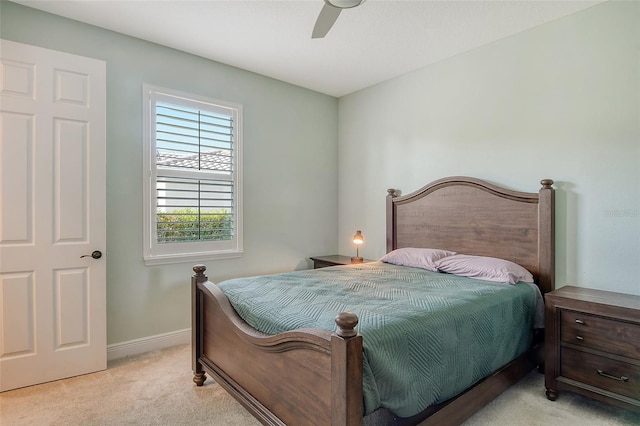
[107,328,191,361]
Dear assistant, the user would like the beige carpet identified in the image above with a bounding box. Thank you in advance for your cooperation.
[1,344,638,425]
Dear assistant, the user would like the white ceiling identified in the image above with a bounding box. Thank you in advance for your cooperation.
[12,0,606,97]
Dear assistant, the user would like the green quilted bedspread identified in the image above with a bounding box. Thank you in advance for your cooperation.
[217,261,536,418]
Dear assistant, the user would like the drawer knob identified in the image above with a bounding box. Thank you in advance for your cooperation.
[575,336,584,341]
[597,369,629,382]
[575,319,585,325]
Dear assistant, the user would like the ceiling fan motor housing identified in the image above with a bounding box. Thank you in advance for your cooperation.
[327,0,365,9]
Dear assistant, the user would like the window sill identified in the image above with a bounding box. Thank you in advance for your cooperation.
[143,250,243,266]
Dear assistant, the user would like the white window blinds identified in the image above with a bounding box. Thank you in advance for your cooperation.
[155,103,233,173]
[154,102,234,243]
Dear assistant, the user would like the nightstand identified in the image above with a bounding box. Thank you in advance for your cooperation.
[310,255,373,269]
[545,286,640,413]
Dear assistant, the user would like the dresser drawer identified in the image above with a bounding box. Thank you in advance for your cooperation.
[561,310,640,359]
[313,260,338,269]
[561,347,640,400]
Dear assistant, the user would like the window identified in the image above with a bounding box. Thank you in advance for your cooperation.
[143,85,242,265]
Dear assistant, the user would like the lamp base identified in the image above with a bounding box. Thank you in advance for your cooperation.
[351,257,364,264]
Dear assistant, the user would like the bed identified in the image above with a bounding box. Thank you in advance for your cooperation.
[191,176,555,425]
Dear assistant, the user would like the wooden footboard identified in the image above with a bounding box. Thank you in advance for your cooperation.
[192,265,363,426]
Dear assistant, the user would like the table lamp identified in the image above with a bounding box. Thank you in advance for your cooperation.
[351,230,364,263]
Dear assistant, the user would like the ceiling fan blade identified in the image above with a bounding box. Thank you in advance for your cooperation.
[312,3,342,39]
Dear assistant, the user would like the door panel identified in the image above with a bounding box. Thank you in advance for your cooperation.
[54,268,89,348]
[54,118,89,242]
[0,272,35,357]
[0,112,33,245]
[0,39,106,392]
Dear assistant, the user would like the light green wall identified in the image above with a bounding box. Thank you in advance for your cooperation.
[1,1,339,344]
[338,0,640,296]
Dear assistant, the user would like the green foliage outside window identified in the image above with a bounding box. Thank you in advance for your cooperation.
[157,208,232,243]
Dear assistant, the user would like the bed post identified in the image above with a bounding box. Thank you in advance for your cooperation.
[386,188,398,253]
[331,312,363,426]
[192,264,208,386]
[538,179,555,294]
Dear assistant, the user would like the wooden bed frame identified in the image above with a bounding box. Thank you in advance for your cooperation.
[192,176,555,426]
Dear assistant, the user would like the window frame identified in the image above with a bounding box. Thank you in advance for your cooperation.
[142,84,243,265]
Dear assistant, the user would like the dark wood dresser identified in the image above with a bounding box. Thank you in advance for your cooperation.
[545,286,640,413]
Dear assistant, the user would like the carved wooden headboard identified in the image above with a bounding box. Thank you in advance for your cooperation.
[386,177,555,293]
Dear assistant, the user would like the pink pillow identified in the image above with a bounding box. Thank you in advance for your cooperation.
[381,247,456,272]
[434,254,534,284]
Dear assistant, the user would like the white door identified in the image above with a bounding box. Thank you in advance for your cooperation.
[0,40,106,392]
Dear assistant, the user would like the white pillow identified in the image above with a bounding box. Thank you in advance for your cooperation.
[381,247,457,272]
[434,254,534,285]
